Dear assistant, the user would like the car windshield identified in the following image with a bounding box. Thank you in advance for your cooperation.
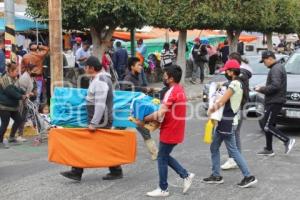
[246,56,269,74]
[245,55,288,75]
[285,53,300,74]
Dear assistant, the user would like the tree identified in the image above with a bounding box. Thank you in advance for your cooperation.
[198,0,300,52]
[147,0,204,83]
[196,0,269,52]
[255,0,300,50]
[26,0,149,57]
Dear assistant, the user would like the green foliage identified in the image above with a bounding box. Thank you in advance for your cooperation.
[147,0,300,34]
[147,0,203,30]
[26,0,148,31]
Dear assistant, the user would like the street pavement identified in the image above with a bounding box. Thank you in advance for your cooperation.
[1,83,300,200]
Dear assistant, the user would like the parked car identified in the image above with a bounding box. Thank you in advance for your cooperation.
[257,50,300,129]
[202,54,288,117]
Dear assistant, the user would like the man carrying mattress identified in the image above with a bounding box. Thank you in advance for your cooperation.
[60,56,123,181]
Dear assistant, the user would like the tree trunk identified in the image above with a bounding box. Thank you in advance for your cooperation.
[177,30,187,84]
[90,27,114,60]
[227,30,241,53]
[266,32,273,51]
[130,29,135,57]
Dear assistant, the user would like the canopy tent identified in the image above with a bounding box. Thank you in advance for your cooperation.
[0,15,48,32]
[0,2,48,32]
[113,31,158,41]
[239,35,257,43]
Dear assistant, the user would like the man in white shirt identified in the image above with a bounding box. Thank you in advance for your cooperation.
[75,41,90,68]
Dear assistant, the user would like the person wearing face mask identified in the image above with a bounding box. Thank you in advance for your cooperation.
[0,63,33,148]
[221,52,253,170]
[141,65,195,197]
[15,61,38,142]
[120,57,158,160]
[202,59,257,188]
[255,51,295,156]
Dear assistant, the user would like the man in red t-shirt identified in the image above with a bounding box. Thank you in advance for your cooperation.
[140,65,195,197]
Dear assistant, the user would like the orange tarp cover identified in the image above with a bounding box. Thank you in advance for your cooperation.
[113,31,158,41]
[239,35,257,43]
[48,128,137,168]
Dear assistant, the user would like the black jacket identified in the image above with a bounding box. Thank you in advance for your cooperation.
[121,72,147,93]
[0,75,25,110]
[259,62,287,105]
[192,44,208,64]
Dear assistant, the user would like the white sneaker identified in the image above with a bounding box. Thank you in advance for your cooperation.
[183,173,195,194]
[221,158,238,170]
[16,136,27,142]
[146,188,169,197]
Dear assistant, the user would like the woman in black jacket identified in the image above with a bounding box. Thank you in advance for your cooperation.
[0,63,30,148]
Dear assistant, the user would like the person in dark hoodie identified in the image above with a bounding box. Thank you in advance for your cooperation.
[256,51,295,156]
[60,56,123,181]
[191,37,208,84]
[0,63,32,149]
[221,52,253,170]
[121,57,158,160]
[113,41,128,81]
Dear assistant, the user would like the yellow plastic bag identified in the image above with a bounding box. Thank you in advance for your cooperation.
[203,120,214,144]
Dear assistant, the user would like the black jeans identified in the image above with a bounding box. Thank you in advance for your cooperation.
[0,110,22,142]
[208,54,218,75]
[260,104,290,150]
[192,61,205,83]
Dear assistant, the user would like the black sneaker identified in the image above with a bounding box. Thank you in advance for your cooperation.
[202,175,224,184]
[60,171,82,181]
[285,139,295,154]
[257,148,275,156]
[102,173,123,180]
[8,138,21,145]
[238,176,258,188]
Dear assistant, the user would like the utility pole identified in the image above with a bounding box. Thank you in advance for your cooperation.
[48,0,63,95]
[4,0,16,63]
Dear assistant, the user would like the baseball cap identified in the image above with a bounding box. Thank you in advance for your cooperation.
[75,37,82,43]
[259,50,275,63]
[220,59,240,72]
[194,37,200,43]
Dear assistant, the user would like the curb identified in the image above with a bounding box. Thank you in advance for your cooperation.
[4,127,38,138]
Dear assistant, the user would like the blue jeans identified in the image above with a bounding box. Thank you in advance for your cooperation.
[158,142,189,190]
[210,128,251,177]
[139,68,148,86]
[36,79,43,104]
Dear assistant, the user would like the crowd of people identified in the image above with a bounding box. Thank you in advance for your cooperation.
[0,32,297,198]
